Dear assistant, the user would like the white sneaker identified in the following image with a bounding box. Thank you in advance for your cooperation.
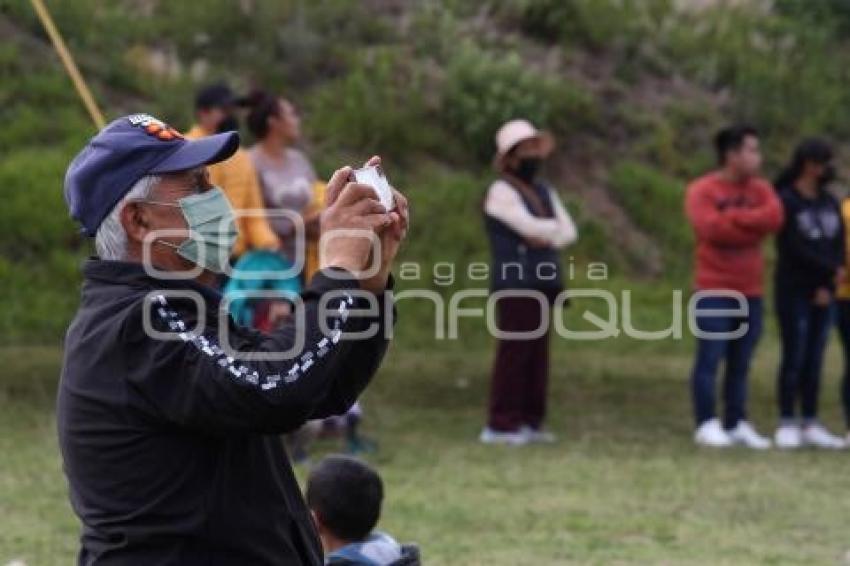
[774,424,802,449]
[521,425,557,444]
[801,423,846,449]
[726,421,771,450]
[479,427,528,446]
[694,418,732,447]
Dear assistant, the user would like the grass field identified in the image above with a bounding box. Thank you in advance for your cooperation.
[2,340,850,565]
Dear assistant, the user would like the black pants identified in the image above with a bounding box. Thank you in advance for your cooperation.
[834,300,850,428]
[776,288,833,422]
[487,296,550,432]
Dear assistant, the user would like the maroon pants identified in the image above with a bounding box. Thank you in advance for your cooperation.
[487,295,551,432]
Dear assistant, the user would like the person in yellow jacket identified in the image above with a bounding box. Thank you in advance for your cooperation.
[303,180,327,282]
[835,196,850,444]
[185,83,279,258]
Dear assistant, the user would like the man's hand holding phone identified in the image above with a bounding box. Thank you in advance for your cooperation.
[319,156,409,293]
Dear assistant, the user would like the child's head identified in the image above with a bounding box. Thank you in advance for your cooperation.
[306,455,384,549]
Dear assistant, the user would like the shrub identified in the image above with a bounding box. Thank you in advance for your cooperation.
[660,4,850,138]
[0,250,88,343]
[0,148,82,260]
[503,0,672,52]
[562,197,635,274]
[442,42,596,162]
[608,161,691,274]
[305,48,438,162]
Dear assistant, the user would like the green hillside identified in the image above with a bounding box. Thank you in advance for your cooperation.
[8,3,850,563]
[4,0,850,343]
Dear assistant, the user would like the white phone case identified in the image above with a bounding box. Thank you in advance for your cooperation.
[353,165,395,211]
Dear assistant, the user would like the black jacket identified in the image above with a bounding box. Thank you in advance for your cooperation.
[483,180,563,294]
[774,185,845,298]
[57,259,394,565]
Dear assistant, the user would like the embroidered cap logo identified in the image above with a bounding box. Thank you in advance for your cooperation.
[127,113,184,141]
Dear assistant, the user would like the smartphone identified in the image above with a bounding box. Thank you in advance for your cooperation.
[352,165,395,211]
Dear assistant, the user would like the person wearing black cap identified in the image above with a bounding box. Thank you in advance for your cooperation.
[58,113,409,565]
[186,82,280,258]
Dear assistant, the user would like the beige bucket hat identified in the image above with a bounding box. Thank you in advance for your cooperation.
[493,119,554,167]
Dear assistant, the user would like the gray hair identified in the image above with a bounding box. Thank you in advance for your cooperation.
[95,175,161,260]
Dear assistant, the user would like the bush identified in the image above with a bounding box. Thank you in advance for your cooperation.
[775,0,850,37]
[306,48,440,162]
[0,148,83,260]
[0,250,87,343]
[442,42,596,162]
[562,197,635,275]
[659,4,850,138]
[608,161,691,274]
[9,0,850,345]
[504,0,672,51]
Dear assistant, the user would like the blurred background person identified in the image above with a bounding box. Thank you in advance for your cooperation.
[773,138,846,449]
[685,125,782,449]
[246,89,320,274]
[306,455,420,565]
[836,187,850,445]
[480,119,578,446]
[246,89,372,460]
[186,82,280,262]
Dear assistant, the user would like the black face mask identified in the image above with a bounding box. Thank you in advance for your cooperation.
[819,163,836,186]
[512,157,543,183]
[216,115,239,133]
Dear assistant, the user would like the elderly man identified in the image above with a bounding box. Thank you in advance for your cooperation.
[58,114,408,565]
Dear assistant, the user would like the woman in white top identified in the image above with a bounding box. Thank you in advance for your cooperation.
[480,119,578,446]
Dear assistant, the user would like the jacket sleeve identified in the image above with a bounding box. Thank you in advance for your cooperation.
[309,280,396,419]
[685,181,764,246]
[730,182,784,234]
[122,269,392,435]
[239,157,280,251]
[548,190,579,249]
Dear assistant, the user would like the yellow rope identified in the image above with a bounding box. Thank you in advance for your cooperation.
[29,0,106,129]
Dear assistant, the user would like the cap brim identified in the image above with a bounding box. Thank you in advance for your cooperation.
[492,131,555,168]
[150,131,240,174]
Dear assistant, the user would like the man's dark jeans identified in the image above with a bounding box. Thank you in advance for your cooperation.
[775,288,833,422]
[691,295,763,428]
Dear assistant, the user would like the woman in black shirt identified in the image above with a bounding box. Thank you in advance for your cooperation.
[773,139,846,449]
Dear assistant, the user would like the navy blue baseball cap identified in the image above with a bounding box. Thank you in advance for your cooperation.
[64,113,239,236]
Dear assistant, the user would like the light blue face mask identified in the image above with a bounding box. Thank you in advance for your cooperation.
[142,187,238,274]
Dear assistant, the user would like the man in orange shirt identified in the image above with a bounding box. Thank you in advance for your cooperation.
[186,83,279,258]
[684,125,783,449]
